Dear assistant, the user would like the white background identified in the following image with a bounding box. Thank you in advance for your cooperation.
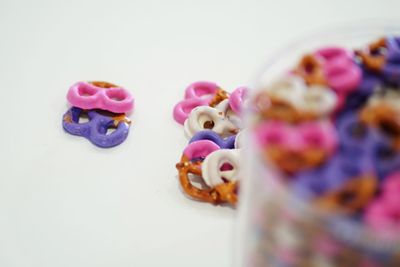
[0,0,399,266]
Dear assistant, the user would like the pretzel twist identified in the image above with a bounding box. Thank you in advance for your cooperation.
[176,155,238,205]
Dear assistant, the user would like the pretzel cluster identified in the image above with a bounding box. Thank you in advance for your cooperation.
[62,81,133,148]
[253,36,400,219]
[173,81,248,206]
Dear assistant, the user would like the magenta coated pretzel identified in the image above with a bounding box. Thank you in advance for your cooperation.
[229,87,249,115]
[173,81,221,124]
[255,120,337,153]
[365,172,400,235]
[67,81,134,113]
[314,47,362,94]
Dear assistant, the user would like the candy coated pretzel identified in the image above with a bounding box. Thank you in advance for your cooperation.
[255,120,337,173]
[189,130,236,149]
[296,47,361,94]
[229,87,249,115]
[365,172,400,234]
[314,175,377,214]
[258,75,338,122]
[62,107,131,148]
[293,154,377,213]
[357,36,400,85]
[67,81,134,113]
[356,38,387,71]
[173,81,229,124]
[360,96,400,151]
[184,99,239,139]
[175,140,239,205]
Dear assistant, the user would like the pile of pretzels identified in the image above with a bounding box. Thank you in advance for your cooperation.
[252,36,400,235]
[62,81,134,148]
[173,81,248,206]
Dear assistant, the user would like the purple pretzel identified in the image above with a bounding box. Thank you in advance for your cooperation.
[189,130,236,149]
[62,107,131,148]
[293,153,373,199]
[382,36,400,85]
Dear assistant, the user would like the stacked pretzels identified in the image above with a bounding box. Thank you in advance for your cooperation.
[62,81,134,148]
[173,81,248,206]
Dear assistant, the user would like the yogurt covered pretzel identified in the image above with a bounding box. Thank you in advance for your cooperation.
[67,81,134,113]
[256,75,338,122]
[173,81,229,124]
[184,99,240,139]
[175,140,241,205]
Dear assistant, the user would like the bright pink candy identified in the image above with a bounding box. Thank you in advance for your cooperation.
[183,140,220,160]
[365,172,400,235]
[229,87,249,115]
[255,120,337,153]
[67,82,134,113]
[314,47,362,94]
[173,81,221,125]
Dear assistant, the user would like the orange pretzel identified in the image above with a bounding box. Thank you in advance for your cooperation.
[314,175,377,214]
[89,81,119,88]
[360,103,400,149]
[260,99,319,123]
[176,155,238,205]
[355,37,387,72]
[263,146,329,174]
[209,88,230,107]
[294,54,327,86]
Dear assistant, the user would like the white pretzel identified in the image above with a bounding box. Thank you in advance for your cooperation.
[294,85,337,115]
[234,129,246,149]
[184,99,239,139]
[201,149,242,187]
[265,75,337,115]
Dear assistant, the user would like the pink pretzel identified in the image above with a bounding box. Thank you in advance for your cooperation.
[255,120,337,153]
[67,81,134,113]
[314,47,362,94]
[183,140,220,160]
[229,87,249,115]
[173,81,222,124]
[364,172,400,235]
[184,81,219,99]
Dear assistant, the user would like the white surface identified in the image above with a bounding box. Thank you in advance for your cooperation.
[0,0,399,266]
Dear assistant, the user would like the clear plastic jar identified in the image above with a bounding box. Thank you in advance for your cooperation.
[237,23,400,267]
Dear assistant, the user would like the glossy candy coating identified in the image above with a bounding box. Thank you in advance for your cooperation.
[62,107,131,148]
[67,81,134,113]
[229,86,249,115]
[189,130,236,149]
[184,99,239,139]
[201,149,241,187]
[173,81,228,124]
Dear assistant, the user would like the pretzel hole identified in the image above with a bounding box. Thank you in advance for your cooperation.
[221,177,230,183]
[188,173,210,190]
[106,125,117,135]
[106,90,126,101]
[78,86,97,97]
[370,47,387,56]
[78,112,90,123]
[304,62,316,74]
[379,120,400,137]
[220,163,234,171]
[203,120,215,129]
[337,190,356,206]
